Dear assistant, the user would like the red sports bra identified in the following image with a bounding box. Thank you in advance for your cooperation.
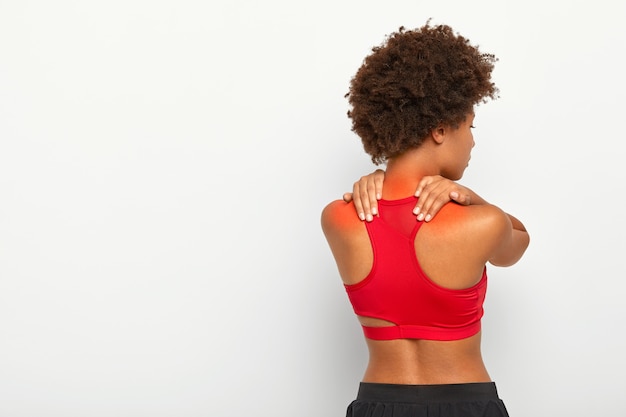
[345,197,487,341]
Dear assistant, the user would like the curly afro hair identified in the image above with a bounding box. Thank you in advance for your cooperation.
[346,22,499,164]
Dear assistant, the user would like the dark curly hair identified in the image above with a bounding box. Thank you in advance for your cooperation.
[346,22,499,164]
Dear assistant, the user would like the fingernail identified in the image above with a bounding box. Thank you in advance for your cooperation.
[417,213,424,221]
[413,207,420,215]
[359,213,365,221]
[376,193,381,200]
[450,192,459,199]
[366,214,373,222]
[425,214,432,222]
[372,207,378,216]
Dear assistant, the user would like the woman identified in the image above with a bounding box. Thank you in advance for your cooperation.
[321,23,529,416]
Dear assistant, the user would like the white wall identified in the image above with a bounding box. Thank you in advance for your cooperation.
[1,1,624,416]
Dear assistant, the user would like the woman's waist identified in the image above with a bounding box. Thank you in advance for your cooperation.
[362,362,491,385]
[362,336,490,384]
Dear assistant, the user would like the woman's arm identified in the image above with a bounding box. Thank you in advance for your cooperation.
[488,211,530,267]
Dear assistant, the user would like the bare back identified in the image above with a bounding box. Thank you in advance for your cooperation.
[321,198,511,384]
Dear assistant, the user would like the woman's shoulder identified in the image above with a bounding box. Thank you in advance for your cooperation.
[320,199,364,234]
[428,202,512,264]
[429,202,510,242]
[434,201,507,223]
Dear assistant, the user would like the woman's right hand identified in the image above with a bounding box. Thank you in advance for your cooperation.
[413,175,474,221]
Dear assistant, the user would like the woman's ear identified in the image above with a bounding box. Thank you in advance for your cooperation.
[430,125,446,144]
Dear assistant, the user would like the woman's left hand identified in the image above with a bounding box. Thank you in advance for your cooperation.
[342,169,385,221]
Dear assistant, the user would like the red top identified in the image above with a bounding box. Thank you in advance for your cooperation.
[345,197,487,341]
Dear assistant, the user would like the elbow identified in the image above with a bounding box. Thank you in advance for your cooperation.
[489,230,530,267]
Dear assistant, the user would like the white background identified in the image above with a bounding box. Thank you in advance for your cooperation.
[1,1,625,416]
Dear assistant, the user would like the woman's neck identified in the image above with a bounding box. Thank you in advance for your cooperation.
[382,149,441,200]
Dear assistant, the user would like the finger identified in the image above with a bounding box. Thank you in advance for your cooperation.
[357,177,374,221]
[420,183,450,222]
[343,192,353,203]
[423,192,453,221]
[373,169,385,201]
[414,175,436,198]
[413,176,435,215]
[351,182,366,221]
[416,180,450,221]
[450,191,471,206]
[365,176,380,217]
[369,169,385,216]
[413,176,441,217]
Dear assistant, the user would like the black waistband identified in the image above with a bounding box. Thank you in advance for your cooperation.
[356,382,500,403]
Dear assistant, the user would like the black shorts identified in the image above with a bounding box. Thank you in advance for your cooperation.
[346,382,509,417]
